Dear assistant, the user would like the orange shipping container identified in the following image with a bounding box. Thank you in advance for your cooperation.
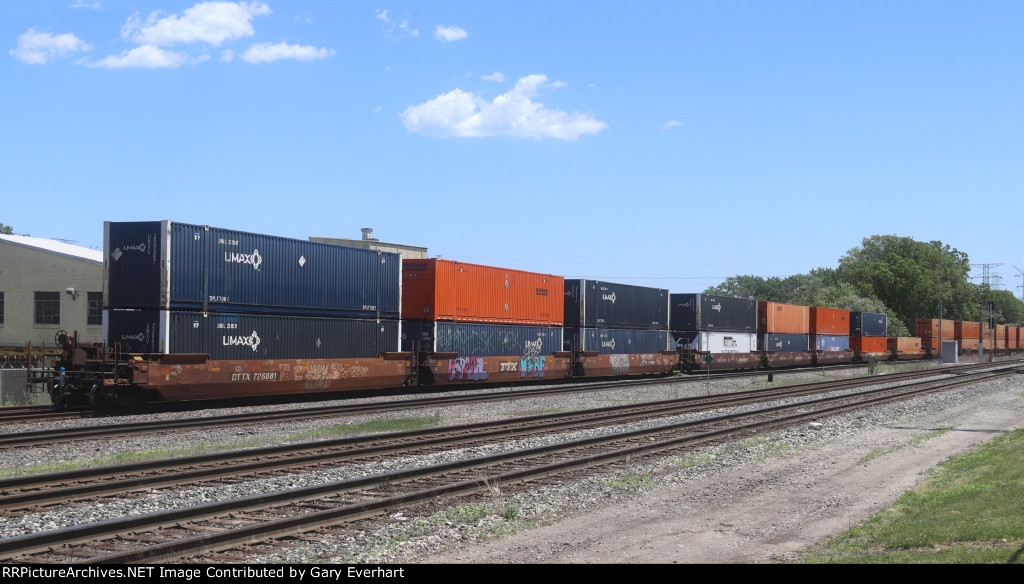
[810,307,850,335]
[915,318,955,339]
[996,324,1007,341]
[757,301,810,334]
[887,337,922,352]
[401,259,564,325]
[960,338,980,351]
[851,336,887,354]
[953,321,980,339]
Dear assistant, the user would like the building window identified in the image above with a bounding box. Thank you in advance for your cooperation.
[88,292,103,325]
[35,292,60,325]
[0,292,4,325]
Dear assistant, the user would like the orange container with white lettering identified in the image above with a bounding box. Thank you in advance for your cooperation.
[401,258,564,325]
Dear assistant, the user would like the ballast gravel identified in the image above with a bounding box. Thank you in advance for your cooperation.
[1,360,1022,564]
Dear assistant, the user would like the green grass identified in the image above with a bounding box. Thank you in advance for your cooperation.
[802,428,1024,564]
[285,413,445,441]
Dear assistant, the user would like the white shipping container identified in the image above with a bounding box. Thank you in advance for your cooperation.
[675,331,757,353]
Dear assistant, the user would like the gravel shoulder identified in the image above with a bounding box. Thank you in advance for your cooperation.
[418,375,1024,564]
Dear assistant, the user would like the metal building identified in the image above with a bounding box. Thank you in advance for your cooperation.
[0,235,103,348]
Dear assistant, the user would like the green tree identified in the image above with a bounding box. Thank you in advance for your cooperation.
[836,235,974,332]
[0,223,12,235]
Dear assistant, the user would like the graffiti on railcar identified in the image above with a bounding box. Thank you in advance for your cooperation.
[609,354,630,374]
[519,355,547,378]
[448,357,489,381]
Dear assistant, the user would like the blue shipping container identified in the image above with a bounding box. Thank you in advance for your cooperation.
[850,312,887,337]
[105,221,401,319]
[106,309,399,359]
[813,335,850,352]
[401,320,563,357]
[564,327,672,354]
[670,294,756,332]
[564,280,669,330]
[758,333,810,352]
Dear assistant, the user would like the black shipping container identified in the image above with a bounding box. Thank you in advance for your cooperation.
[563,279,669,330]
[850,312,887,337]
[401,320,563,357]
[106,310,399,359]
[564,327,672,354]
[757,333,810,352]
[670,293,756,332]
[105,221,401,319]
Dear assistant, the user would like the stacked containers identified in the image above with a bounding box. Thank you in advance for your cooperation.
[995,324,1007,349]
[400,259,564,356]
[670,294,757,353]
[850,311,888,356]
[757,301,810,352]
[562,279,670,354]
[104,221,402,359]
[954,321,980,353]
[809,307,850,352]
[915,318,955,352]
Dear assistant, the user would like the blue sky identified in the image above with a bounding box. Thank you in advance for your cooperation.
[4,1,1023,296]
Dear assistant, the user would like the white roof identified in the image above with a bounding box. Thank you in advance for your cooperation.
[0,234,103,264]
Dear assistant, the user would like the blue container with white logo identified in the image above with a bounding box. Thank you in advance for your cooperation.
[106,309,399,359]
[563,279,669,330]
[104,221,400,319]
[564,327,672,354]
[670,294,756,332]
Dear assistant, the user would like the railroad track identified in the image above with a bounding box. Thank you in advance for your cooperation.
[0,362,1018,563]
[0,359,1004,450]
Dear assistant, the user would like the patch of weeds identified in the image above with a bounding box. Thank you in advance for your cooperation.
[673,453,712,468]
[857,427,954,465]
[502,503,520,520]
[288,413,445,441]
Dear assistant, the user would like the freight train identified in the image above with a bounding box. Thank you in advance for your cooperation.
[27,221,1021,408]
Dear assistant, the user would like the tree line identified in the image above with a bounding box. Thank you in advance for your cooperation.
[704,235,1024,337]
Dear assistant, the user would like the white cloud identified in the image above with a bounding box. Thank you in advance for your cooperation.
[376,9,418,40]
[72,1,103,9]
[481,72,504,82]
[122,1,271,47]
[242,41,334,63]
[663,120,683,130]
[11,28,91,64]
[434,25,467,43]
[88,45,189,68]
[401,74,607,141]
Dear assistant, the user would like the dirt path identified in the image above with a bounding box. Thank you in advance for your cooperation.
[422,382,1024,563]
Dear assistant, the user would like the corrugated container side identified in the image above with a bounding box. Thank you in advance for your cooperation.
[564,279,668,330]
[104,220,167,310]
[915,318,955,339]
[401,259,563,325]
[107,310,398,359]
[757,333,810,352]
[564,327,672,354]
[850,312,887,336]
[401,320,563,357]
[757,301,810,334]
[996,324,1007,342]
[106,221,401,318]
[959,338,980,351]
[672,331,757,353]
[813,334,850,352]
[851,336,888,353]
[887,337,923,352]
[809,307,850,335]
[954,321,981,339]
[669,294,756,332]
